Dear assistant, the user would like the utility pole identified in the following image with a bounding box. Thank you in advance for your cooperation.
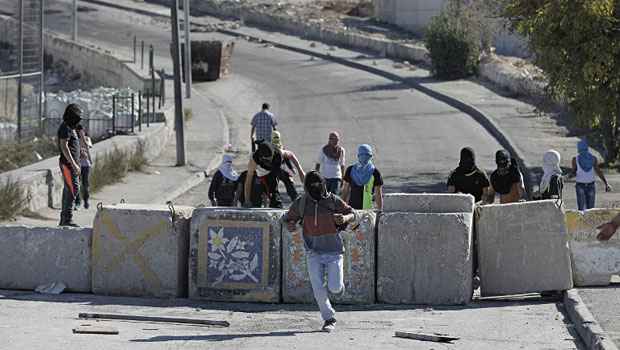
[72,0,77,41]
[171,0,186,166]
[17,0,23,141]
[183,0,192,98]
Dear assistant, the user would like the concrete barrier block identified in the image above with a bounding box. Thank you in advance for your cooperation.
[383,193,475,213]
[565,209,620,286]
[477,200,573,296]
[377,212,473,305]
[92,204,192,298]
[189,208,283,303]
[0,225,91,292]
[282,211,376,304]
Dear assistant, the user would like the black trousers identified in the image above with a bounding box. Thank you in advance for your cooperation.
[252,172,282,208]
[278,171,298,202]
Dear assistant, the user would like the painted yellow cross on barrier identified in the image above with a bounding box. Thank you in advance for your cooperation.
[92,210,169,292]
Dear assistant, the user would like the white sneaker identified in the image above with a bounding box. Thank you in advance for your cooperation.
[322,318,336,333]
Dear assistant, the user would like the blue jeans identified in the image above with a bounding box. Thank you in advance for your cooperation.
[325,178,342,196]
[576,182,596,211]
[307,252,344,321]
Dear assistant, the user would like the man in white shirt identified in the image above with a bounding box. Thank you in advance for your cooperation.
[315,131,346,195]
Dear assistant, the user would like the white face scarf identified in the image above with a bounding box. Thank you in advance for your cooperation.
[218,154,239,181]
[540,150,562,193]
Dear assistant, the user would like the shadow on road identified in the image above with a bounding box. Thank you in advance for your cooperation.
[0,289,562,312]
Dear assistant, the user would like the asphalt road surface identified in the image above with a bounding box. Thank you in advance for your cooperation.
[38,0,502,196]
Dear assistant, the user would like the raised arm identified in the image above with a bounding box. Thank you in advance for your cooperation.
[597,213,620,241]
[288,152,305,184]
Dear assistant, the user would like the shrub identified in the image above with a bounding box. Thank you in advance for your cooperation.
[425,1,483,79]
[0,177,28,221]
[89,141,149,193]
[0,137,59,173]
[129,140,147,172]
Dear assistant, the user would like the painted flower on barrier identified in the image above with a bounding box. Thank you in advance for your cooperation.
[207,227,260,285]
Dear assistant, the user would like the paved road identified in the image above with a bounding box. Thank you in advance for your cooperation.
[41,0,502,197]
[0,290,584,350]
[578,278,620,347]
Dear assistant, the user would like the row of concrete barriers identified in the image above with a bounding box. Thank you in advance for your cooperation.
[0,194,618,305]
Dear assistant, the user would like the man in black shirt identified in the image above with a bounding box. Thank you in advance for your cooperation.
[57,104,82,227]
[447,147,491,203]
[244,141,284,208]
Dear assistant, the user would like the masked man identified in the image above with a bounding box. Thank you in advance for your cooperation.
[57,104,82,226]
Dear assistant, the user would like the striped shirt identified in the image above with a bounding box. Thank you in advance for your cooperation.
[251,110,277,142]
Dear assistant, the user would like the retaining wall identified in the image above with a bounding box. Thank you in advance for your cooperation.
[44,32,161,94]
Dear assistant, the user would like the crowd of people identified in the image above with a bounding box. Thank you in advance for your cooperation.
[55,102,619,332]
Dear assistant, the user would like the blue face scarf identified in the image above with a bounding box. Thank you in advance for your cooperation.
[351,150,375,187]
[577,140,595,172]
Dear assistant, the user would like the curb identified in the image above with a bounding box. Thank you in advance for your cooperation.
[82,0,533,194]
[563,289,619,350]
[161,171,206,204]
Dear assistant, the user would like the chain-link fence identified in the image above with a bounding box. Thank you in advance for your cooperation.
[0,0,44,143]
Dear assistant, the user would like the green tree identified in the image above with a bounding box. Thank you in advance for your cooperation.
[504,0,620,163]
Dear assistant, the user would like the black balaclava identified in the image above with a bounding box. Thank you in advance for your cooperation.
[253,141,274,169]
[495,150,510,169]
[305,171,327,201]
[63,103,82,129]
[459,147,476,173]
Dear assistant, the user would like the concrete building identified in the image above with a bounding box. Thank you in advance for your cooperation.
[373,0,529,57]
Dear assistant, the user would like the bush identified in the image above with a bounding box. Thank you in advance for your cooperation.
[425,1,483,79]
[0,137,59,173]
[128,140,147,172]
[0,177,28,221]
[90,147,129,193]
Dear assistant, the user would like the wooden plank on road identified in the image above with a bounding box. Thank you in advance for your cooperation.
[78,313,230,327]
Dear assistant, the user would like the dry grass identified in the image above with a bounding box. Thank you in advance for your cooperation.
[184,108,193,122]
[0,137,59,173]
[90,141,147,193]
[0,177,29,221]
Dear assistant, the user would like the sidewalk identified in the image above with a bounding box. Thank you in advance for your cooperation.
[0,289,584,349]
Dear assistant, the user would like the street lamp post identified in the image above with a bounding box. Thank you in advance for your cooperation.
[72,0,77,41]
[171,0,186,166]
[183,0,191,98]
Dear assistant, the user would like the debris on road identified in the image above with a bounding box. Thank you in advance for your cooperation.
[394,331,460,343]
[78,313,230,327]
[34,281,66,295]
[73,324,119,335]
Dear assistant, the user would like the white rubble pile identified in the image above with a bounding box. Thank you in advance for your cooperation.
[45,87,139,120]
